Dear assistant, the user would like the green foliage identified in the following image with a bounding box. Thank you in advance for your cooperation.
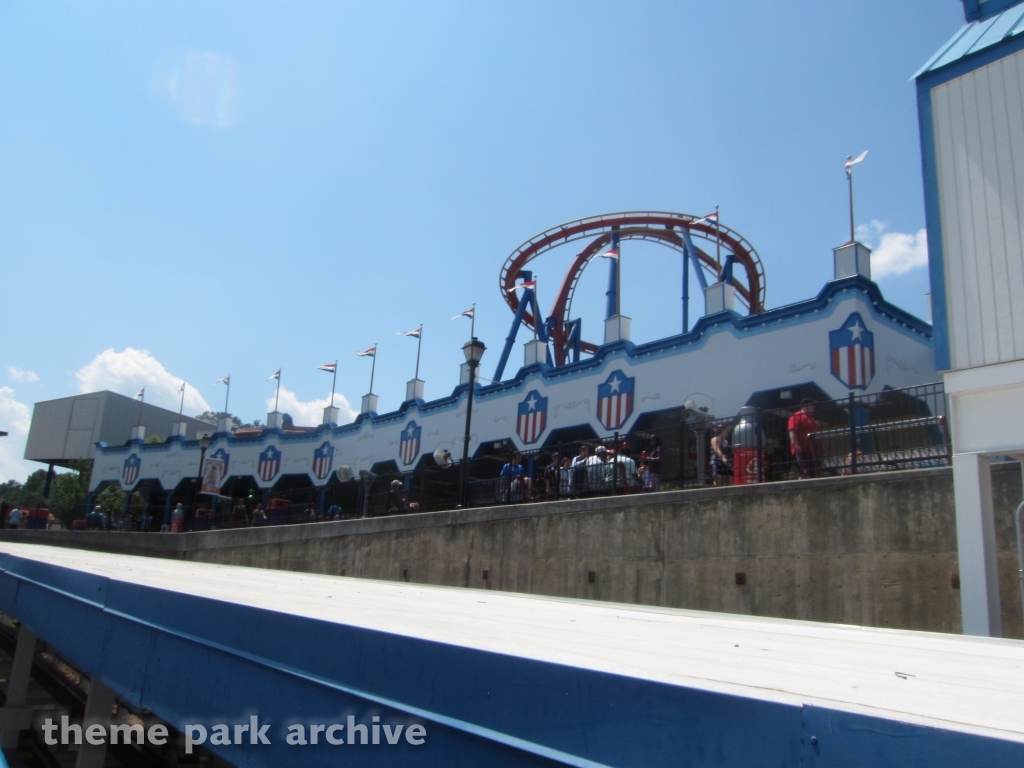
[0,461,93,526]
[195,411,243,428]
[130,491,146,517]
[144,434,163,444]
[94,484,124,517]
[48,460,92,525]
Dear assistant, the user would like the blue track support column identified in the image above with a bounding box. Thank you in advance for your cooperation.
[605,228,620,320]
[566,319,582,363]
[262,489,270,510]
[681,230,709,292]
[492,271,534,383]
[162,494,172,530]
[683,243,690,333]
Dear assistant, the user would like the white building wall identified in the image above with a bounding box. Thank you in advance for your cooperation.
[931,48,1024,371]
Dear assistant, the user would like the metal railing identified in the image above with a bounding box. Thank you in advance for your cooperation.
[54,383,951,532]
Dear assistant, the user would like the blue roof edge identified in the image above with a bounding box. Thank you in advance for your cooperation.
[914,5,1024,79]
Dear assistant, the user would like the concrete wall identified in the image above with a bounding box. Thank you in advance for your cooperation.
[4,466,1023,637]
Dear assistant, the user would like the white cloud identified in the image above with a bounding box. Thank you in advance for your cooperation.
[151,51,239,128]
[268,386,357,428]
[75,348,211,415]
[0,386,34,482]
[856,220,929,279]
[6,367,39,383]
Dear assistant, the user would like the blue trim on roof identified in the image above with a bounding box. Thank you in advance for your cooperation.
[962,0,1024,23]
[916,80,952,371]
[916,4,1024,77]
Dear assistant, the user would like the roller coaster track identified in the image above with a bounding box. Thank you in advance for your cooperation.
[499,212,766,366]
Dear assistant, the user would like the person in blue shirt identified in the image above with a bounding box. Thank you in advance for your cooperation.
[500,452,532,501]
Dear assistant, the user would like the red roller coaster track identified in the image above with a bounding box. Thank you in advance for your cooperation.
[499,212,766,366]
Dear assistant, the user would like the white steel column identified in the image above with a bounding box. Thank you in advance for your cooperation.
[76,677,115,768]
[0,625,37,748]
[952,452,1002,636]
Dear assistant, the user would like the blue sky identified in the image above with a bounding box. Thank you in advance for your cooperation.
[0,1,965,481]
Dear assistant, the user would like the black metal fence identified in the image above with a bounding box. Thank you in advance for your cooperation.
[59,383,949,533]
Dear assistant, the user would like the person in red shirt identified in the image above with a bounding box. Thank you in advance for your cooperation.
[788,398,820,478]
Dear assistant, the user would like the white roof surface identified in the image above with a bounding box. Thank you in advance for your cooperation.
[3,542,1023,744]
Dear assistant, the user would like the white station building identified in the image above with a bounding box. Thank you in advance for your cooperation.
[87,236,937,499]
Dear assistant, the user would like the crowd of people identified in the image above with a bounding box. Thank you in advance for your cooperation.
[2,398,855,531]
[491,396,830,501]
[497,438,664,502]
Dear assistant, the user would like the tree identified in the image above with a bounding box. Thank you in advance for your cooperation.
[0,469,48,508]
[195,411,242,428]
[144,434,163,444]
[48,460,92,526]
[94,484,124,517]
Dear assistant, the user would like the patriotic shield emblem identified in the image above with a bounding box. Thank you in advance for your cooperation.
[312,441,334,480]
[122,453,141,485]
[516,390,548,445]
[830,312,875,389]
[258,445,281,482]
[399,421,421,466]
[596,371,635,430]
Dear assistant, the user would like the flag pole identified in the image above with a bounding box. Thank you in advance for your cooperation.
[848,163,855,243]
[369,346,377,395]
[716,204,721,267]
[178,383,185,421]
[224,376,230,415]
[331,361,337,408]
[532,279,539,341]
[415,326,423,380]
[136,389,145,427]
[471,305,476,338]
[275,370,281,413]
[617,246,621,317]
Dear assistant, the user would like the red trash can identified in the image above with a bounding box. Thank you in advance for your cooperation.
[732,406,762,485]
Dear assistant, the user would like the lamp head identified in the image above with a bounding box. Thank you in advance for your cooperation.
[199,435,212,450]
[462,337,486,365]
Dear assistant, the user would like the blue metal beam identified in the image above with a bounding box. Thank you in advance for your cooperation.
[493,270,550,383]
[604,228,620,320]
[680,230,709,292]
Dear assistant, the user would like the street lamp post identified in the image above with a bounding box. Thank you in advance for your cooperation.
[459,337,486,508]
[193,435,212,527]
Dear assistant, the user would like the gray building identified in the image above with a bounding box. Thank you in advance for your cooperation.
[24,391,214,468]
[916,0,1024,637]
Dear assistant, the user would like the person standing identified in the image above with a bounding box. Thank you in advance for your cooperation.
[543,453,561,500]
[615,442,639,491]
[711,425,734,486]
[588,445,613,494]
[558,456,574,498]
[499,452,531,501]
[251,504,267,524]
[788,398,821,478]
[8,506,22,529]
[646,437,663,491]
[571,445,591,497]
[233,498,250,528]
